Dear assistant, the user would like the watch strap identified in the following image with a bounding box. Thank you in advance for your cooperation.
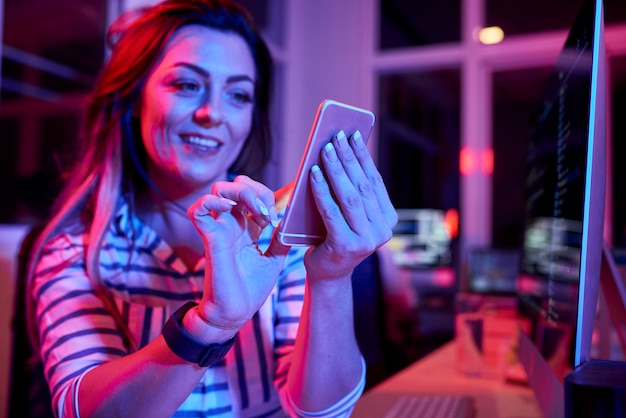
[162,301,236,367]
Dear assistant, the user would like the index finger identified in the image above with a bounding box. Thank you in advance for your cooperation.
[212,179,279,227]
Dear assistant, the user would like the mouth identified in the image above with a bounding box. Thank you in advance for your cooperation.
[180,134,222,152]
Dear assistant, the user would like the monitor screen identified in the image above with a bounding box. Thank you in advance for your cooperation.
[387,208,453,269]
[468,248,520,295]
[516,0,606,416]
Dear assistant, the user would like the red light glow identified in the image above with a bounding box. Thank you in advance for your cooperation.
[432,267,455,287]
[482,148,494,175]
[444,208,459,238]
[460,147,475,175]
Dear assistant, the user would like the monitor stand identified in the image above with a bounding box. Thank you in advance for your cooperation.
[597,242,626,355]
[564,244,626,418]
[518,331,565,418]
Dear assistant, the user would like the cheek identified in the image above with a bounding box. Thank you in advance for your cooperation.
[141,111,166,158]
[229,113,254,156]
[234,111,254,144]
[140,98,180,155]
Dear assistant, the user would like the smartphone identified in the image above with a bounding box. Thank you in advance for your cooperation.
[278,99,376,246]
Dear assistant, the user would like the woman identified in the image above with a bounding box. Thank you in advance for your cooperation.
[26,0,397,416]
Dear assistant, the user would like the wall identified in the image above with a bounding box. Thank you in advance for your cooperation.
[280,0,376,184]
[0,225,29,418]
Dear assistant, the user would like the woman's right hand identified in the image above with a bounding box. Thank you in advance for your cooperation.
[187,175,290,331]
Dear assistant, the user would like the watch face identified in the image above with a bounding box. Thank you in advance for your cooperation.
[162,301,236,367]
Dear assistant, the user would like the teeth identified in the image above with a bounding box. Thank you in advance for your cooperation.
[183,136,220,148]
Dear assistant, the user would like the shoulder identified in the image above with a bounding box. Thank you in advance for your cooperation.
[41,218,87,254]
[35,223,88,278]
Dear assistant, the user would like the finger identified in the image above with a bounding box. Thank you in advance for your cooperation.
[348,132,398,228]
[187,194,237,218]
[212,179,277,227]
[309,163,356,241]
[229,177,274,228]
[309,164,380,263]
[234,175,280,227]
[332,130,388,229]
[318,141,369,232]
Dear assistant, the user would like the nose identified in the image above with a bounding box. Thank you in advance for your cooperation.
[194,99,223,126]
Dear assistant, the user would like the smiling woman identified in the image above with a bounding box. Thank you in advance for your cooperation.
[16,1,397,417]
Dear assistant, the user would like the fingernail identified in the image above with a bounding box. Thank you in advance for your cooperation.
[270,206,279,227]
[255,198,269,216]
[221,198,237,206]
[337,130,347,143]
[324,142,338,161]
[352,130,364,147]
[311,164,324,182]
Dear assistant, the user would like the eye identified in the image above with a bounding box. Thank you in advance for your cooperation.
[171,79,201,93]
[225,90,254,106]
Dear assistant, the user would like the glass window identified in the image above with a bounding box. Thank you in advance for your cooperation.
[493,57,626,250]
[491,67,552,249]
[377,69,460,211]
[486,0,626,37]
[379,0,461,49]
[1,0,108,224]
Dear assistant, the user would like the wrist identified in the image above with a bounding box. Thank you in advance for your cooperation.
[182,304,239,344]
[305,275,354,307]
[306,272,353,290]
[162,302,236,367]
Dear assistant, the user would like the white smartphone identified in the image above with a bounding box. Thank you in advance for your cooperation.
[278,99,376,246]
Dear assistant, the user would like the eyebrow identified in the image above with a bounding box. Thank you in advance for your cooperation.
[172,62,255,84]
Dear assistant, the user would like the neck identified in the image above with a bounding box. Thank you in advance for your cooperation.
[133,169,216,267]
[136,189,206,271]
[133,165,230,269]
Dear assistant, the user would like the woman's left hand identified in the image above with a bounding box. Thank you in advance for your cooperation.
[304,129,398,281]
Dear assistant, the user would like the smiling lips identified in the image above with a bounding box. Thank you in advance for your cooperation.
[181,134,222,152]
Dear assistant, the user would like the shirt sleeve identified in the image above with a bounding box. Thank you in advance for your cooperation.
[271,243,366,417]
[32,232,128,418]
[283,357,366,418]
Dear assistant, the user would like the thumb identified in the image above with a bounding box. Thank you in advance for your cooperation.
[265,227,291,262]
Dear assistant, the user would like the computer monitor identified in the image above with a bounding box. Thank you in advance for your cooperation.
[387,208,453,269]
[468,248,520,295]
[516,0,607,416]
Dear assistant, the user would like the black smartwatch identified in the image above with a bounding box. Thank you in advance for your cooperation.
[162,301,236,367]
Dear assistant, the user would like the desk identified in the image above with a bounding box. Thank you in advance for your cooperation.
[353,342,543,418]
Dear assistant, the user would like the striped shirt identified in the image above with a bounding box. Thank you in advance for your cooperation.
[32,202,365,417]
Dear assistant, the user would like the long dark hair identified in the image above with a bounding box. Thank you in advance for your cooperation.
[27,0,274,351]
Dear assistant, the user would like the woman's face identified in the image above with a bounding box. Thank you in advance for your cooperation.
[139,25,256,195]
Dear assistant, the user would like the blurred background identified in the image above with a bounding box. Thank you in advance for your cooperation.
[1,0,625,414]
